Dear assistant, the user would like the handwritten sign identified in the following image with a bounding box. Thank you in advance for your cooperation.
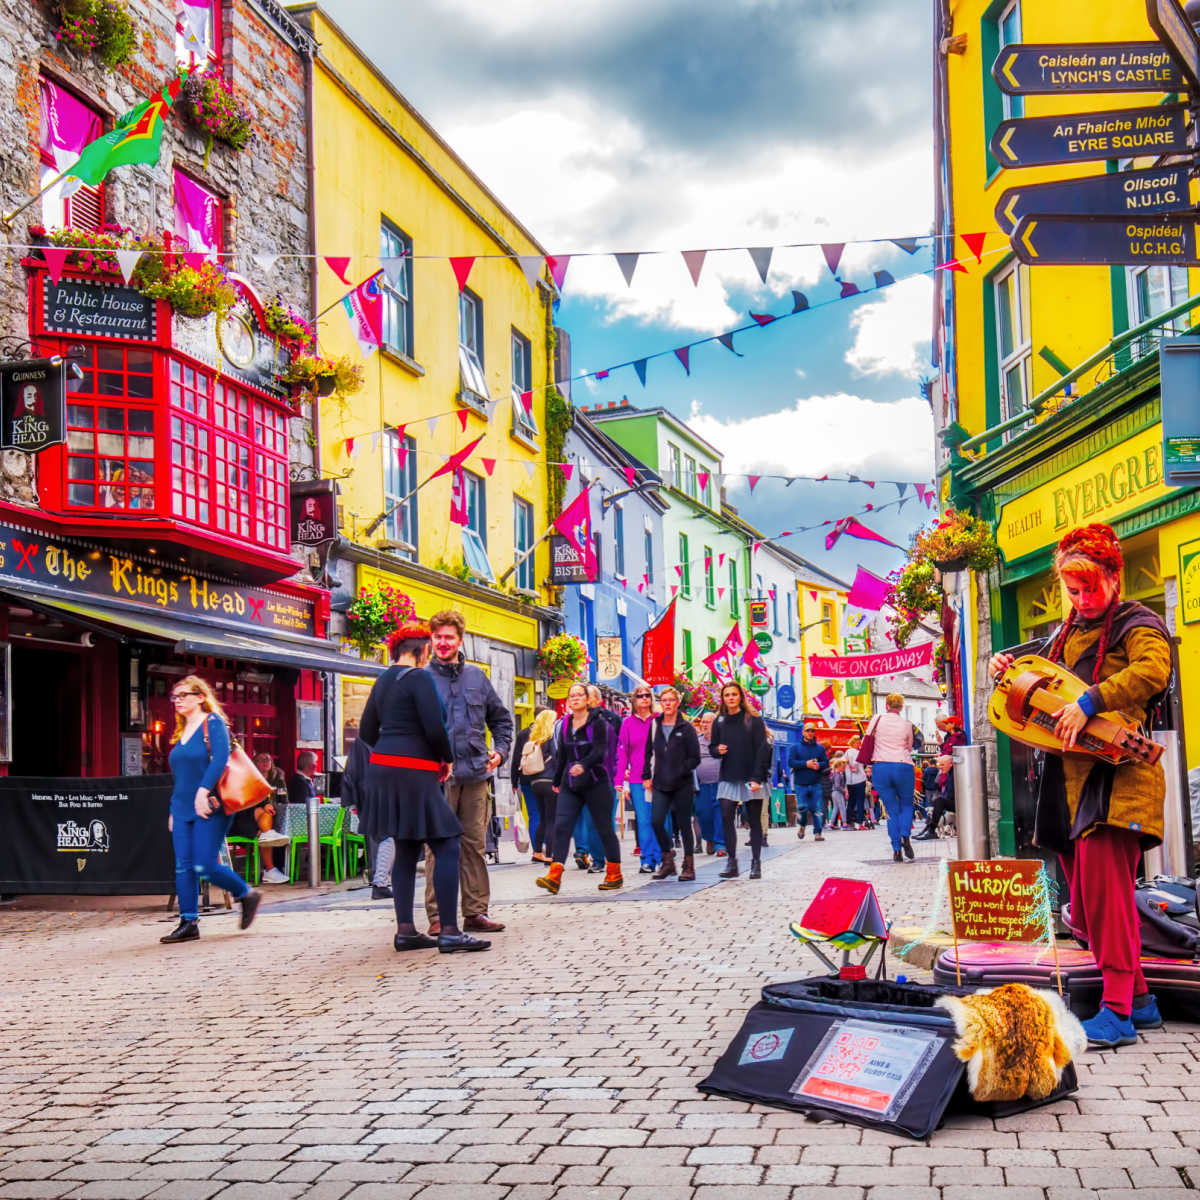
[809,642,933,679]
[947,859,1046,943]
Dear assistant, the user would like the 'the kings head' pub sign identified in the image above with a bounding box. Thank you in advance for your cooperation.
[0,358,66,453]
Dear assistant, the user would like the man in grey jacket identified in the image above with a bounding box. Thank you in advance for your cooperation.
[425,609,514,933]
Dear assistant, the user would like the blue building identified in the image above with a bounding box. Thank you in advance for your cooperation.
[560,409,667,691]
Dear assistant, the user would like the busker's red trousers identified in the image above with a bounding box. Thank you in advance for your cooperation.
[1060,824,1145,1017]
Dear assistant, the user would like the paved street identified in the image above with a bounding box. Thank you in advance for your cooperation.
[0,828,1196,1200]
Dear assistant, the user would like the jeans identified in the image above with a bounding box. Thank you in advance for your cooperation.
[794,782,823,835]
[872,761,915,851]
[554,781,621,865]
[694,781,723,848]
[847,781,867,825]
[425,780,490,924]
[628,782,659,867]
[652,785,695,856]
[519,781,540,853]
[172,809,248,922]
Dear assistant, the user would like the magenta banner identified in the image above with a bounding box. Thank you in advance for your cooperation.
[809,642,934,679]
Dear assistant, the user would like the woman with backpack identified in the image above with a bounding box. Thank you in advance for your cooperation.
[511,707,558,863]
[535,682,623,895]
[642,686,702,880]
[711,681,768,880]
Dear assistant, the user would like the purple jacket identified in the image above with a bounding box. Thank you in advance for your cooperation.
[614,712,654,786]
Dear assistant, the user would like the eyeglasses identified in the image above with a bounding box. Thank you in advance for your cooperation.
[171,690,201,701]
[634,692,652,699]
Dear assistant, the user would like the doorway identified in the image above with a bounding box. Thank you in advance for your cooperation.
[10,644,85,776]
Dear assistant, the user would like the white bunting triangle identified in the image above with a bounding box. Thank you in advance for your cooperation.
[370,431,380,450]
[516,255,543,290]
[114,249,142,284]
[253,253,278,275]
[380,255,407,287]
[426,416,440,436]
[521,460,535,478]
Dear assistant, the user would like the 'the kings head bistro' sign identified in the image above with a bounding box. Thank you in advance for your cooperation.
[0,358,66,452]
[290,480,337,547]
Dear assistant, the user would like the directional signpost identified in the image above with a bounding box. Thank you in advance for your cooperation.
[995,165,1191,234]
[1146,0,1200,92]
[1011,213,1200,266]
[990,103,1188,167]
[992,41,1183,94]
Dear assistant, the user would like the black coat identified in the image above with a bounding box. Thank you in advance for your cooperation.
[551,710,611,792]
[710,711,768,784]
[643,716,701,793]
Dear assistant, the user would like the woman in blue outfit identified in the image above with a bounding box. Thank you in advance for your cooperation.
[161,675,261,944]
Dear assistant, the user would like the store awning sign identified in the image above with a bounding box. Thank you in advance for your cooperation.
[0,358,66,452]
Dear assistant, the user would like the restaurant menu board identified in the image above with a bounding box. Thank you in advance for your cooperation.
[947,858,1047,943]
[790,1020,942,1123]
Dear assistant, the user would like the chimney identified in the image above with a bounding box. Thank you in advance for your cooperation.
[607,401,616,408]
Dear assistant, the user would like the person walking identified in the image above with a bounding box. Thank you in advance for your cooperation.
[829,756,849,829]
[788,723,829,842]
[693,712,724,855]
[643,686,701,880]
[711,682,768,880]
[426,610,513,935]
[160,676,260,944]
[536,683,623,895]
[358,622,489,954]
[615,685,658,874]
[512,707,558,864]
[868,694,916,861]
[844,733,869,829]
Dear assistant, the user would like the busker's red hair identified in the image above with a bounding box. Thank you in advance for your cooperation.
[1046,524,1122,682]
[386,621,432,656]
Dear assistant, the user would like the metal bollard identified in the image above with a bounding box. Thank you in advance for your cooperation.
[1146,731,1191,878]
[307,793,321,888]
[954,743,988,860]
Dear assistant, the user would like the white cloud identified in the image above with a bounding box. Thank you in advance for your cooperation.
[844,274,934,379]
[686,393,935,481]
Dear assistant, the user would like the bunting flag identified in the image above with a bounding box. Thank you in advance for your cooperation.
[395,442,409,470]
[381,254,408,288]
[41,246,69,286]
[824,515,903,552]
[642,597,676,685]
[559,462,574,481]
[891,237,920,254]
[742,636,771,681]
[325,256,352,284]
[748,475,761,492]
[252,253,278,275]
[671,584,679,596]
[622,466,636,486]
[521,460,535,478]
[717,333,743,357]
[748,246,773,283]
[873,270,895,288]
[615,252,640,286]
[791,291,809,313]
[423,433,485,484]
[822,243,844,276]
[516,254,543,290]
[554,487,597,581]
[749,312,776,326]
[341,272,384,357]
[813,685,840,727]
[718,552,726,567]
[682,249,706,285]
[839,280,861,298]
[450,256,475,292]
[698,471,710,492]
[847,566,892,612]
[456,409,470,433]
[939,258,969,274]
[449,467,469,526]
[962,231,987,264]
[674,346,690,375]
[480,457,496,476]
[519,390,533,415]
[633,359,648,386]
[704,554,712,570]
[114,248,142,284]
[344,437,358,458]
[895,482,908,498]
[703,622,745,682]
[914,483,928,503]
[717,586,726,599]
[426,416,440,436]
[547,254,570,290]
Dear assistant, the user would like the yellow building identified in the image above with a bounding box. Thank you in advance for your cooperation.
[936,0,1199,856]
[290,5,563,786]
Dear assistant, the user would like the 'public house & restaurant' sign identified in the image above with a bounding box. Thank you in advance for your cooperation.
[41,278,157,342]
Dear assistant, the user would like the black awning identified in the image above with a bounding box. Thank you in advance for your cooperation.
[0,587,382,677]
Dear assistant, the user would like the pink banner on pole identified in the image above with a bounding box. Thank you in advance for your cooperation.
[809,642,933,679]
[341,272,384,357]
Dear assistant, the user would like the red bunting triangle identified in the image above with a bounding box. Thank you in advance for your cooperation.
[456,409,470,432]
[41,246,70,285]
[681,249,706,285]
[698,471,710,492]
[674,346,691,375]
[396,444,408,469]
[325,256,352,284]
[809,590,818,601]
[559,463,573,481]
[749,312,776,326]
[938,259,969,274]
[450,257,476,292]
[622,466,636,486]
[547,254,570,290]
[520,390,533,415]
[671,584,679,597]
[821,243,844,276]
[674,564,683,577]
[748,475,761,492]
[962,231,987,264]
[480,457,496,476]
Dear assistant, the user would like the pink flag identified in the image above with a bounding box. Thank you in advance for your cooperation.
[681,249,706,285]
[698,471,710,493]
[341,272,384,357]
[742,636,769,681]
[749,313,775,327]
[559,463,574,481]
[423,434,485,484]
[717,586,726,599]
[824,516,903,552]
[846,566,892,612]
[449,467,469,526]
[395,443,409,470]
[718,552,726,567]
[622,466,636,486]
[703,622,745,682]
[324,256,352,284]
[520,390,533,415]
[822,243,844,276]
[813,685,839,726]
[674,346,691,375]
[480,457,496,476]
[554,487,597,581]
[456,409,470,433]
[450,256,476,292]
[547,254,570,290]
[41,246,69,286]
[748,475,761,492]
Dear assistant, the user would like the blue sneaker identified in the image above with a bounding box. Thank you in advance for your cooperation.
[1131,995,1164,1030]
[1082,1004,1137,1048]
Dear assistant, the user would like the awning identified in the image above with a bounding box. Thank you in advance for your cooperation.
[1,587,383,677]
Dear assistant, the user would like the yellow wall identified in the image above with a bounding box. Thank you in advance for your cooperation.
[1155,515,1200,760]
[303,6,553,630]
[795,581,849,714]
[946,2,1188,439]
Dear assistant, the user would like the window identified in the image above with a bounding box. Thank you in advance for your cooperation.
[461,468,486,545]
[38,79,103,231]
[513,495,535,590]
[380,221,413,358]
[993,260,1031,423]
[821,600,837,643]
[678,531,690,597]
[701,471,712,508]
[643,517,654,584]
[682,628,693,675]
[684,454,697,498]
[772,589,780,634]
[707,636,717,680]
[458,287,489,403]
[613,503,625,578]
[175,0,219,66]
[668,442,682,488]
[511,329,536,438]
[729,559,739,618]
[997,1,1023,120]
[382,427,417,557]
[787,593,795,640]
[174,170,222,258]
[703,545,715,608]
[1128,265,1189,359]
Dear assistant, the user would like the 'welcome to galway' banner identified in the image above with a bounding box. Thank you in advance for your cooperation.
[809,642,934,679]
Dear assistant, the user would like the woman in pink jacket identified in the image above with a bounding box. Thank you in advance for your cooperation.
[614,686,658,873]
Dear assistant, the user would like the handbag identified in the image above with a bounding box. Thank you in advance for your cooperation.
[512,808,530,853]
[856,716,881,767]
[202,716,272,815]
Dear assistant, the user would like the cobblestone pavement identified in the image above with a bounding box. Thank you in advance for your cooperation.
[1,827,1196,1200]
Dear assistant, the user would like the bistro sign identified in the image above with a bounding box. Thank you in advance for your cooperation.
[0,521,315,635]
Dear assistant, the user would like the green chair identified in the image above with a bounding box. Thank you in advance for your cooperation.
[225,835,260,885]
[343,809,367,880]
[288,803,346,884]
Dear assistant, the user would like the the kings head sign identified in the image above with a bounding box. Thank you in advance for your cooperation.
[0,358,66,452]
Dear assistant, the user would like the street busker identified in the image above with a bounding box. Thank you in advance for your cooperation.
[160,675,260,944]
[358,622,489,954]
[867,694,915,861]
[615,686,658,873]
[989,522,1170,1048]
[536,683,623,895]
[711,681,769,880]
[642,686,702,880]
[788,722,829,841]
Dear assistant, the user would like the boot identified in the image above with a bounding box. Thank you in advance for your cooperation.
[652,851,676,880]
[718,857,739,879]
[749,858,762,880]
[902,837,915,861]
[597,862,624,890]
[678,855,696,882]
[160,919,199,944]
[536,862,564,895]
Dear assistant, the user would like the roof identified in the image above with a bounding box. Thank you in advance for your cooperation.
[584,402,723,462]
[568,411,668,515]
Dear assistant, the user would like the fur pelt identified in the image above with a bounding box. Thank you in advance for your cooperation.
[935,983,1086,1102]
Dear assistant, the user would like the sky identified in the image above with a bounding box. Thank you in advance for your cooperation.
[324,0,937,584]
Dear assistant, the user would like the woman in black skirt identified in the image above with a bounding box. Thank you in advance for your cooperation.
[358,621,490,954]
[711,681,768,880]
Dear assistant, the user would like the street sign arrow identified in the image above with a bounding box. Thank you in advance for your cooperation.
[995,165,1192,234]
[1011,212,1200,266]
[990,103,1188,167]
[992,41,1183,94]
[1146,0,1200,94]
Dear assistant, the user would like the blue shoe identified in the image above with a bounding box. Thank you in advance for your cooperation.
[1131,995,1163,1030]
[1082,1004,1137,1048]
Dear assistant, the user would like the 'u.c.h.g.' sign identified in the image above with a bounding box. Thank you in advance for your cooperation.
[808,643,933,680]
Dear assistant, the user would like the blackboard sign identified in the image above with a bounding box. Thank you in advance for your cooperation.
[0,774,173,894]
[0,358,66,452]
[42,278,157,342]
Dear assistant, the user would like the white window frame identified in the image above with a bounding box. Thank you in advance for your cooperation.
[643,515,654,585]
[684,454,697,498]
[380,221,413,359]
[513,494,535,591]
[462,467,486,546]
[668,442,682,489]
[458,288,489,405]
[382,427,417,557]
[511,328,536,439]
[998,0,1023,121]
[1127,264,1189,359]
[613,502,625,578]
[993,260,1032,424]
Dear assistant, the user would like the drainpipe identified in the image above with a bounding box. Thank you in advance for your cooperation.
[303,34,321,474]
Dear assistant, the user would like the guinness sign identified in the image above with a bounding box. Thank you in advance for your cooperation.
[290,480,337,547]
[0,358,66,452]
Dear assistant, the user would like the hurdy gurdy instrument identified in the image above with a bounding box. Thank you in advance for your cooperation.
[987,653,1163,767]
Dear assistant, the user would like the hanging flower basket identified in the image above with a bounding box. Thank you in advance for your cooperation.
[343,584,417,657]
[277,353,364,400]
[176,67,255,166]
[261,295,314,349]
[537,633,588,681]
[914,509,998,573]
[51,0,136,69]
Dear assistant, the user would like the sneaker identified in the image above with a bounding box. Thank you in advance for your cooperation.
[261,867,288,884]
[1131,995,1164,1030]
[258,829,289,846]
[1082,1004,1138,1048]
[370,884,393,900]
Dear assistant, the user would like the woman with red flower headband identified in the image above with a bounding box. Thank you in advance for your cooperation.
[989,523,1170,1048]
